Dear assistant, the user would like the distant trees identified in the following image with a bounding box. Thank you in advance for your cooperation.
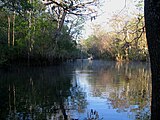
[80,0,148,61]
[81,14,148,61]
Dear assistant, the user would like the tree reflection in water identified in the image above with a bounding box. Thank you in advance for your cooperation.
[0,66,87,120]
[108,62,151,120]
[74,60,151,120]
[0,60,152,120]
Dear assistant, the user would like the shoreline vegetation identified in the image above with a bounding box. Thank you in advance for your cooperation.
[0,54,149,67]
[0,0,148,67]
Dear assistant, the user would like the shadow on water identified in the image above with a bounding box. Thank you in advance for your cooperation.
[0,60,151,120]
[0,65,87,120]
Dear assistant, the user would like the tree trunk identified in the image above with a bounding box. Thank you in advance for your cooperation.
[55,11,67,40]
[144,0,160,120]
[12,11,15,46]
[28,0,33,66]
[27,11,32,66]
[8,16,11,47]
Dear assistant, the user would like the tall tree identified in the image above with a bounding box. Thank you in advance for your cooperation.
[7,15,10,47]
[12,11,15,46]
[144,0,160,119]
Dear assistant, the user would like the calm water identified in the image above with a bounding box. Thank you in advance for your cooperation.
[0,60,151,120]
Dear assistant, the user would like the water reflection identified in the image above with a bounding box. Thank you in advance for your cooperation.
[0,60,151,120]
[73,60,151,120]
[0,66,87,120]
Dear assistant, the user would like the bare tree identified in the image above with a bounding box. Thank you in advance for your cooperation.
[42,0,100,40]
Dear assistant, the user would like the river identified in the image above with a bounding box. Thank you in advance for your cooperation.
[0,60,151,120]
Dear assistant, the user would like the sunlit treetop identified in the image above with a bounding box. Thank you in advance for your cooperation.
[42,0,101,19]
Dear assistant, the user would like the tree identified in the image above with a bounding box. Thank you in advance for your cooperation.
[42,0,99,40]
[0,0,82,65]
[82,13,147,61]
[144,0,160,119]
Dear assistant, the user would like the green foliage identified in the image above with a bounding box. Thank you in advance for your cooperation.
[0,0,81,66]
[82,35,101,58]
[0,10,8,43]
[0,0,32,13]
[0,45,8,65]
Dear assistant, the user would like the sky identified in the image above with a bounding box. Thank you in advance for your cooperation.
[82,0,140,38]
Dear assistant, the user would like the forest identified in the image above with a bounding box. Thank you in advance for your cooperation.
[0,0,84,66]
[1,0,160,120]
[0,0,148,66]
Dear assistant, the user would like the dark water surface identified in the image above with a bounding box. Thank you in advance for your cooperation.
[0,60,151,120]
